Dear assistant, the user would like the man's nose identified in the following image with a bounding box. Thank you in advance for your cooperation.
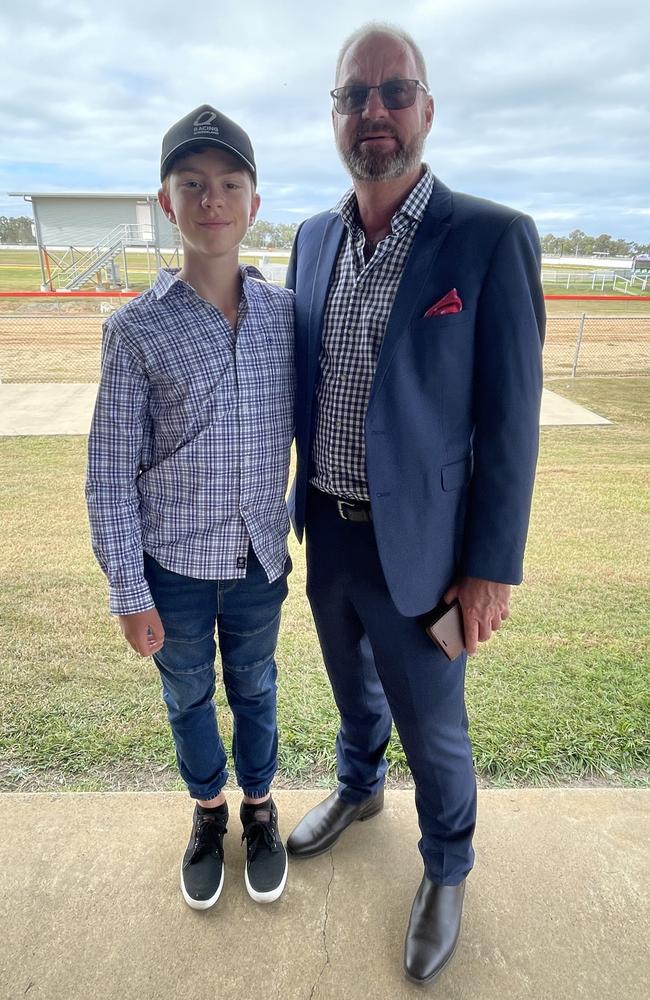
[361,86,389,119]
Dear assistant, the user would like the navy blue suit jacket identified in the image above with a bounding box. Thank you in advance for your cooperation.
[287,177,545,617]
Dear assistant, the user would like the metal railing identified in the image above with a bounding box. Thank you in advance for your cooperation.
[45,225,181,291]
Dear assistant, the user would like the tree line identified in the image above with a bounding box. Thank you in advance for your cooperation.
[540,229,649,257]
[1,215,647,257]
[0,216,36,244]
[245,220,299,250]
[0,215,299,249]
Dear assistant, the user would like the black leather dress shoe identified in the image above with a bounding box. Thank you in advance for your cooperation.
[404,876,465,984]
[287,788,384,858]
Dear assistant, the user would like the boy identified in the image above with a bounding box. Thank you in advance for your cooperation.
[86,105,294,909]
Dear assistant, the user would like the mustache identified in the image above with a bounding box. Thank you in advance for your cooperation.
[355,122,400,141]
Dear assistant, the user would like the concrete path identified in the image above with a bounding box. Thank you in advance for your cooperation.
[0,385,611,436]
[1,789,647,1000]
[540,388,611,426]
[0,383,98,436]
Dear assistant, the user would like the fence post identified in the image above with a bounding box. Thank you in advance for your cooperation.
[572,313,586,377]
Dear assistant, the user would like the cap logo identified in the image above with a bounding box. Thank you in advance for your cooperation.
[193,110,220,136]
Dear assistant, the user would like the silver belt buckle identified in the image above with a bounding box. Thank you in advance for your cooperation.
[336,499,354,520]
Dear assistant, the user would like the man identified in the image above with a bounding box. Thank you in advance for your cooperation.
[286,23,545,985]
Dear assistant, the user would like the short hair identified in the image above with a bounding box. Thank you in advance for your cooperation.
[335,22,429,90]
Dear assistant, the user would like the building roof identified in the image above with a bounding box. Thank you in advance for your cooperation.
[8,192,157,200]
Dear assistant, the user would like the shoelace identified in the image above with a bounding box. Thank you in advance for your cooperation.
[241,813,278,859]
[190,812,227,862]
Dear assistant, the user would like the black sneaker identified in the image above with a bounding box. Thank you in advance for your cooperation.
[240,797,288,903]
[180,802,228,910]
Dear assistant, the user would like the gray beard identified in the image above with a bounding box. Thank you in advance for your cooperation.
[339,130,426,182]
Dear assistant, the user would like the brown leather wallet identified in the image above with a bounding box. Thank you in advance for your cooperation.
[420,599,466,661]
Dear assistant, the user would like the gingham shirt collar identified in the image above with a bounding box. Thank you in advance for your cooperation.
[152,264,264,301]
[333,163,434,236]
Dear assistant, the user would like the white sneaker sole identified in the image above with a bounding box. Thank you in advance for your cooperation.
[244,852,288,903]
[180,860,225,910]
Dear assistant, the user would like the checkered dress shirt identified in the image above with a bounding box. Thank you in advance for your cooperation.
[311,165,434,500]
[86,267,294,615]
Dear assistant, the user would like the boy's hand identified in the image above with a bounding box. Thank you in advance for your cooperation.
[118,609,165,657]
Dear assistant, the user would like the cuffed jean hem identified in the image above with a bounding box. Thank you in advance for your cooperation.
[241,785,272,799]
[188,786,227,802]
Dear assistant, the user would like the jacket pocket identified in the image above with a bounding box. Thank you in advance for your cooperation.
[441,455,472,492]
[411,314,472,335]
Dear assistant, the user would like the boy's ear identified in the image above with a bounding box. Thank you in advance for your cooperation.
[249,191,261,227]
[158,187,175,224]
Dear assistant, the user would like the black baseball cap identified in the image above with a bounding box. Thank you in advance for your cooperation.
[160,104,257,185]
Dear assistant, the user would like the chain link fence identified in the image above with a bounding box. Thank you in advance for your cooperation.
[544,313,650,377]
[1,294,649,383]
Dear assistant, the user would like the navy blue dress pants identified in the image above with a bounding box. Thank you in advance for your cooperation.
[305,486,476,885]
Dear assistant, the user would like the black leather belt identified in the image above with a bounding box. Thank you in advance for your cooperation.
[310,485,374,522]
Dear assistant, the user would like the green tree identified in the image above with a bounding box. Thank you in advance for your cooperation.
[0,215,36,244]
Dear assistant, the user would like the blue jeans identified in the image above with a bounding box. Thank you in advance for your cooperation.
[143,548,290,800]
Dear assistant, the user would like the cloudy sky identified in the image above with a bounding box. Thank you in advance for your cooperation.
[1,0,648,240]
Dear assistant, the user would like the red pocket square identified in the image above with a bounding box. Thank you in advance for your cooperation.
[423,289,463,317]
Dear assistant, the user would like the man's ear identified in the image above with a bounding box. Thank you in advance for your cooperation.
[249,191,261,226]
[424,94,434,134]
[158,187,175,224]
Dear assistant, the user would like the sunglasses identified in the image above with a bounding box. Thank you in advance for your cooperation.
[330,79,428,115]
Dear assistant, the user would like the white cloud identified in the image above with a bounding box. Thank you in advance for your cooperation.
[1,0,649,241]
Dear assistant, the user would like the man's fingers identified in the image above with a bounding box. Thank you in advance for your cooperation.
[477,618,493,643]
[463,613,503,652]
[463,616,479,655]
[443,583,459,604]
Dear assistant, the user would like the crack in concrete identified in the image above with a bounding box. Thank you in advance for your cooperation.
[308,852,335,1000]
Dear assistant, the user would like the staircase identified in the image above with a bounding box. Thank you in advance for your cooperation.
[49,224,146,291]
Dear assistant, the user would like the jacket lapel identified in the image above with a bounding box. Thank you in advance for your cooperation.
[370,180,454,403]
[306,214,345,390]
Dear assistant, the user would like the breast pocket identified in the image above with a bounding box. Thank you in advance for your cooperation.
[411,313,473,337]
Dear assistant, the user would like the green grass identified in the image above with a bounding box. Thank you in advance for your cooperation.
[0,379,648,791]
[0,247,290,295]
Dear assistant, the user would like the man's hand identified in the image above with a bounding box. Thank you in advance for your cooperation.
[118,608,165,657]
[443,577,511,655]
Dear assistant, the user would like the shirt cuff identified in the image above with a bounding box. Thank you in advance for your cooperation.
[108,580,156,616]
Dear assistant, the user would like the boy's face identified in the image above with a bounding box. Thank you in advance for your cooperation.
[158,147,260,261]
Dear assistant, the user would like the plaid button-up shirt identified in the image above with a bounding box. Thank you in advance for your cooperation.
[86,267,294,615]
[311,165,434,500]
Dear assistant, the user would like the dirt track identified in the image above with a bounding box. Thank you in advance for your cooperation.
[1,314,649,381]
